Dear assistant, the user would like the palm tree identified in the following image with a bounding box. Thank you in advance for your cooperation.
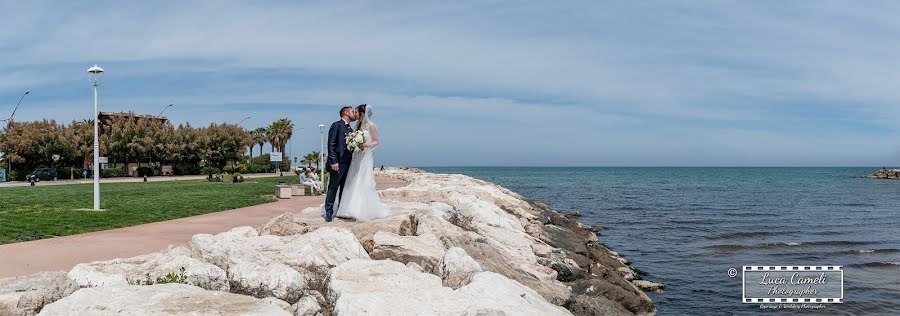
[251,127,267,159]
[303,151,320,168]
[266,119,293,154]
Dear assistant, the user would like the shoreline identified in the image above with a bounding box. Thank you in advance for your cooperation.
[1,167,658,315]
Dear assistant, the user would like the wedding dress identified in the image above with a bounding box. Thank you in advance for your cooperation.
[335,108,391,220]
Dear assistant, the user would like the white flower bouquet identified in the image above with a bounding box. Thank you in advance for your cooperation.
[346,130,366,152]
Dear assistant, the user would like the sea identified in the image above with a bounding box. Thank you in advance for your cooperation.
[420,167,900,315]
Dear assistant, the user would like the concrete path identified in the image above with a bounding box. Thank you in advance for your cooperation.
[0,176,407,279]
[0,172,284,188]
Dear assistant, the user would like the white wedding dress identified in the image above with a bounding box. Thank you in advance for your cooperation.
[335,120,391,220]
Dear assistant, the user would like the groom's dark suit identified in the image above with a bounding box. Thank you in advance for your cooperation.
[323,119,353,221]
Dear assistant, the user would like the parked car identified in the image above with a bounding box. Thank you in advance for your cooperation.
[26,168,58,181]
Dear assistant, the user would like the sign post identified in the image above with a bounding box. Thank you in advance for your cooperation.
[270,152,283,174]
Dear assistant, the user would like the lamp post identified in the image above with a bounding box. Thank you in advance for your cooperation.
[1,90,29,178]
[157,103,173,118]
[237,116,251,127]
[318,124,325,188]
[87,64,104,210]
[6,90,30,123]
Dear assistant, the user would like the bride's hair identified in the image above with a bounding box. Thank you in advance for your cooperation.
[356,104,372,129]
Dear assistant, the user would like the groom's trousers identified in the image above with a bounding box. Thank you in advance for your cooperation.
[324,161,351,218]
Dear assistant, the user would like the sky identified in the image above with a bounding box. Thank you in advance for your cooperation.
[1,1,899,166]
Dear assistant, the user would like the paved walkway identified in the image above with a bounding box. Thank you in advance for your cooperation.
[0,172,284,188]
[0,176,407,279]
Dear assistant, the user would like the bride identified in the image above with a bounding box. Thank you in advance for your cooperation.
[335,104,391,220]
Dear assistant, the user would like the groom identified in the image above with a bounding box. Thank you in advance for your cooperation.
[323,106,358,222]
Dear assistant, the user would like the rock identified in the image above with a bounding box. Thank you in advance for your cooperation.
[306,290,327,308]
[538,251,588,282]
[569,277,655,316]
[406,262,425,273]
[67,246,228,291]
[262,297,293,312]
[328,259,571,315]
[633,280,665,293]
[190,227,306,303]
[370,231,446,272]
[249,227,370,274]
[291,296,322,316]
[457,272,573,315]
[0,272,78,316]
[565,211,582,218]
[617,266,635,281]
[437,247,482,288]
[37,284,292,315]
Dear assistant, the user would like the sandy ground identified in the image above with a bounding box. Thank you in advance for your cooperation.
[0,176,407,279]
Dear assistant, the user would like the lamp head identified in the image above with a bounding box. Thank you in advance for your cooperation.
[23,90,30,95]
[87,65,105,74]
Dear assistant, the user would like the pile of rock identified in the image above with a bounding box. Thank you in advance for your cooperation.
[0,167,658,316]
[866,168,900,179]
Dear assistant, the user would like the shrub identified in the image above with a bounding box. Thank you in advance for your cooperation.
[245,163,271,174]
[251,154,271,165]
[174,166,201,176]
[56,167,80,179]
[201,166,220,176]
[101,168,126,178]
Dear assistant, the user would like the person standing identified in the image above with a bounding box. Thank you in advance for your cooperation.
[322,106,358,222]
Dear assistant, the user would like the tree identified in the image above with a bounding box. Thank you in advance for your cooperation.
[250,127,267,159]
[266,119,293,154]
[302,151,320,168]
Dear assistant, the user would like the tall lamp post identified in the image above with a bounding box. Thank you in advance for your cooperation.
[87,64,104,210]
[237,116,251,127]
[6,90,30,122]
[157,103,173,118]
[318,124,325,188]
[2,89,30,178]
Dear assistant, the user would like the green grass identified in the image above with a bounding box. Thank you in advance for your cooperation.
[0,176,297,244]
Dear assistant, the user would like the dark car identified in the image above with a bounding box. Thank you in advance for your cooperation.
[26,168,58,181]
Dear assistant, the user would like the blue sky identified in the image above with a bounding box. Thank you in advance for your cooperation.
[1,1,898,166]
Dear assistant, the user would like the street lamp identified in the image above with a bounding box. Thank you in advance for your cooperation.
[6,90,30,123]
[237,116,251,127]
[319,124,325,188]
[87,64,104,210]
[157,103,173,118]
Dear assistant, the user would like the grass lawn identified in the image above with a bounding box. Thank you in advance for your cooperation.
[0,176,296,244]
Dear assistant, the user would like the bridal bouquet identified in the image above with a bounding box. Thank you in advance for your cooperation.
[346,130,366,152]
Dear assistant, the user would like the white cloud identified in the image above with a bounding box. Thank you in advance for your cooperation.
[1,1,898,165]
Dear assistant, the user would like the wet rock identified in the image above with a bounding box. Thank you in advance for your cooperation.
[633,280,665,293]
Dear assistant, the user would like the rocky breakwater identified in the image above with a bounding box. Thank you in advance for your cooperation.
[0,167,658,316]
[866,168,900,179]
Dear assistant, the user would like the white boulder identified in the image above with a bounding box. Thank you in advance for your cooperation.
[37,284,291,316]
[370,231,446,272]
[0,272,78,316]
[67,247,228,291]
[437,247,482,288]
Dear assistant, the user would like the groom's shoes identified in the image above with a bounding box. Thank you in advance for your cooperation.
[324,210,334,222]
